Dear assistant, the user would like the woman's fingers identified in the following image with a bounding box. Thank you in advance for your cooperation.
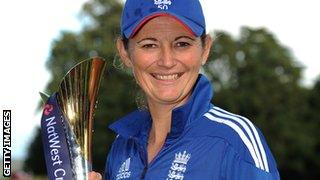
[88,171,102,180]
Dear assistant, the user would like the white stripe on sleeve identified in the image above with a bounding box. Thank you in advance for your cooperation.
[213,107,269,172]
[209,108,264,170]
[204,112,260,169]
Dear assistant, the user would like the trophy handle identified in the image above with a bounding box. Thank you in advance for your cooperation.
[88,57,106,163]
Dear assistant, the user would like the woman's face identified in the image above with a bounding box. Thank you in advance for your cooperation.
[118,16,212,107]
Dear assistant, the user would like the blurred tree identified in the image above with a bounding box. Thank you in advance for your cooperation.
[205,27,319,179]
[23,128,46,174]
[302,77,320,179]
[23,0,136,175]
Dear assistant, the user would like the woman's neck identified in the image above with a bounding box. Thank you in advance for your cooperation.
[147,95,190,143]
[148,102,174,144]
[146,101,175,163]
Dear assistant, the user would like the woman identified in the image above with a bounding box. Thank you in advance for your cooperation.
[90,0,280,179]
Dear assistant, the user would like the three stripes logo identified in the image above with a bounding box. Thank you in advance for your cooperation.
[204,106,270,172]
[116,157,131,180]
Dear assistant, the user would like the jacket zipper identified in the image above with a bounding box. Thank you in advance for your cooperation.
[137,139,148,180]
[138,135,172,179]
[140,166,148,180]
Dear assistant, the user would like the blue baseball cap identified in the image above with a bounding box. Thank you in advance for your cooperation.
[121,0,206,38]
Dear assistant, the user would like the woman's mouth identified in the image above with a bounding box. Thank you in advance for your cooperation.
[151,73,183,80]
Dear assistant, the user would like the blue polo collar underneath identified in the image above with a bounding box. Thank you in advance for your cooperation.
[109,74,213,141]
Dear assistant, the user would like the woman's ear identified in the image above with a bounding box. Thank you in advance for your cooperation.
[201,35,213,65]
[116,38,133,68]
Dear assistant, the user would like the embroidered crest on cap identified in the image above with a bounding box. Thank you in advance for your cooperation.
[154,0,172,10]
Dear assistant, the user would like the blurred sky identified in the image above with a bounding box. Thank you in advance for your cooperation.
[0,0,319,160]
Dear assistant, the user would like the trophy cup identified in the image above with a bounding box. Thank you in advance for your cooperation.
[40,57,106,180]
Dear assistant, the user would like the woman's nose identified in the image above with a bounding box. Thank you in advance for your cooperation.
[157,46,177,68]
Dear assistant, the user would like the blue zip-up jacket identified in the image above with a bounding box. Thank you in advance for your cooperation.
[105,75,280,180]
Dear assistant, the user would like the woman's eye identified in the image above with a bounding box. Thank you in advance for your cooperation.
[142,44,157,48]
[176,42,191,47]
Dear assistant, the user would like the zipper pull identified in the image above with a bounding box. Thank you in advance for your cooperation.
[140,166,148,180]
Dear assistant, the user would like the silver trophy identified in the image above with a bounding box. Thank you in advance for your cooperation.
[42,57,106,179]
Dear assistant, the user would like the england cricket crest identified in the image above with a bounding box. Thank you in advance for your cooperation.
[167,151,191,180]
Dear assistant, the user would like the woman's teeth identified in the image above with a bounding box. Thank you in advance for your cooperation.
[154,74,179,80]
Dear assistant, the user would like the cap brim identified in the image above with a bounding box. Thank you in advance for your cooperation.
[123,12,204,38]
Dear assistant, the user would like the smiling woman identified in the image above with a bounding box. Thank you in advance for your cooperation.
[117,15,212,165]
[89,0,280,179]
[117,16,211,108]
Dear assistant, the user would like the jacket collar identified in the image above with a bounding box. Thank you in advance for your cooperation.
[109,74,213,141]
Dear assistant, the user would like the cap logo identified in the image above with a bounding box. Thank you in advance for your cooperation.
[154,0,172,10]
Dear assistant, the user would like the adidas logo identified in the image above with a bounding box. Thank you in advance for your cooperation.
[116,158,131,180]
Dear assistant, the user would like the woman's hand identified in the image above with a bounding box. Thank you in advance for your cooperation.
[88,171,102,180]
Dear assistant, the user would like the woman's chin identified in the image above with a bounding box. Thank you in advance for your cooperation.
[151,92,189,106]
